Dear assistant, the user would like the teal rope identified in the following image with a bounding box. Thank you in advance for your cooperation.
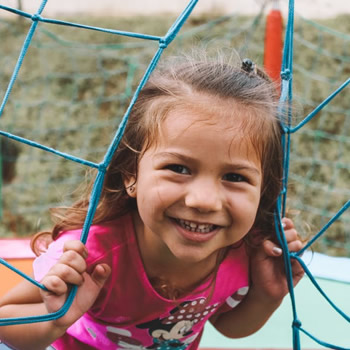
[291,78,350,133]
[278,1,349,349]
[0,2,45,116]
[0,0,198,326]
[299,327,349,350]
[0,2,349,348]
[279,0,295,217]
[0,131,100,169]
[297,200,350,256]
[0,5,162,42]
[293,256,350,322]
[0,258,45,291]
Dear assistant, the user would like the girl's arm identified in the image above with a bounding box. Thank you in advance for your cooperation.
[0,240,111,350]
[0,279,66,350]
[210,218,304,338]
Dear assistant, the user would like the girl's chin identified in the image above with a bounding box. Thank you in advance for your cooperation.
[170,249,213,265]
[167,241,219,265]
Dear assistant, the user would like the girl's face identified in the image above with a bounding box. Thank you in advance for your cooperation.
[125,101,262,267]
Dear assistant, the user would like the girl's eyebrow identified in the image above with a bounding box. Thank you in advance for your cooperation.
[154,151,195,166]
[154,151,190,161]
[154,151,261,176]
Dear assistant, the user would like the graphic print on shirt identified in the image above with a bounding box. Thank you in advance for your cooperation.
[104,287,248,349]
[225,286,249,308]
[106,327,145,349]
[105,297,219,349]
[137,298,220,349]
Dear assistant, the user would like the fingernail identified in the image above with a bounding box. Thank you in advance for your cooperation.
[83,248,88,259]
[282,222,286,228]
[273,247,283,255]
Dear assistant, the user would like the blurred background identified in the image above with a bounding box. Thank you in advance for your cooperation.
[0,1,349,349]
[0,0,349,258]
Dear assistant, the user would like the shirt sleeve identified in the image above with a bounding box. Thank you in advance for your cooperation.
[33,231,81,282]
[214,286,250,315]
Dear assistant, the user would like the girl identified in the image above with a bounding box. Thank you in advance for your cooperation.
[0,54,304,350]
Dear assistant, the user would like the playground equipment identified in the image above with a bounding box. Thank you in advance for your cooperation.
[0,0,349,348]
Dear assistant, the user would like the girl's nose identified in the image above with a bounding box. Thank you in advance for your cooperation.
[185,179,222,212]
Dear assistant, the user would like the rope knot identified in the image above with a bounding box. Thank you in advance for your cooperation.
[293,319,302,328]
[281,69,291,81]
[159,38,168,49]
[290,251,298,259]
[31,14,42,22]
[98,163,107,174]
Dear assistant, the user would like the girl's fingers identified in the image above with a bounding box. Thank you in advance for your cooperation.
[283,224,304,252]
[262,239,283,256]
[90,264,111,289]
[58,249,87,275]
[263,237,303,257]
[44,262,85,290]
[42,275,69,295]
[42,241,89,294]
[281,217,294,230]
[287,240,303,252]
[63,240,88,259]
[283,228,299,242]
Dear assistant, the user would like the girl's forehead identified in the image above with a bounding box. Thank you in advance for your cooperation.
[155,105,261,161]
[161,101,249,139]
[144,93,273,165]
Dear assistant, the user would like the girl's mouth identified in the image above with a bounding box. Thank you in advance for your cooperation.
[175,219,218,233]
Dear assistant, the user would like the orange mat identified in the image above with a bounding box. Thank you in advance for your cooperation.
[0,239,35,297]
[0,258,34,297]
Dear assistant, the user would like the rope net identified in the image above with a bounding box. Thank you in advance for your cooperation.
[0,7,266,237]
[288,15,350,257]
[0,0,349,349]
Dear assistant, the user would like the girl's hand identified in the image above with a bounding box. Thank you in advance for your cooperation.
[249,218,304,305]
[40,240,111,330]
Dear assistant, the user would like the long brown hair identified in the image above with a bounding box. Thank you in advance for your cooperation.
[33,52,283,298]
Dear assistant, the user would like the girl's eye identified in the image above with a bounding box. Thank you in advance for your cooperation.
[166,164,190,175]
[223,173,246,182]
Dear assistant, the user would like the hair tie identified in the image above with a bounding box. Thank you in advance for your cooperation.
[241,58,257,75]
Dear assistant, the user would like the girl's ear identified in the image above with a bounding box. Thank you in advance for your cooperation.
[124,176,137,198]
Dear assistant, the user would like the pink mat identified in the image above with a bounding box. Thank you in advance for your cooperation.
[0,239,35,259]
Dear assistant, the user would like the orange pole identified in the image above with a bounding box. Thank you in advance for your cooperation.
[264,0,283,84]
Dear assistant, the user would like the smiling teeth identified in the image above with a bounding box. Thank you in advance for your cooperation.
[177,219,215,233]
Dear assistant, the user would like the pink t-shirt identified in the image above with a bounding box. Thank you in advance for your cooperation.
[33,213,249,350]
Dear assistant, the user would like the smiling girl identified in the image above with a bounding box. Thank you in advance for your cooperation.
[0,54,304,350]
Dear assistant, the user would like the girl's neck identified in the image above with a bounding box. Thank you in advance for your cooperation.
[131,211,218,294]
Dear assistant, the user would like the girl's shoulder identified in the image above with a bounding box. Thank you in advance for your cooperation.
[86,213,135,245]
[56,212,135,247]
[84,213,136,263]
[33,213,135,281]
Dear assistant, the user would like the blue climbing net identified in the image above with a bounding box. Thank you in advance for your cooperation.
[0,0,349,349]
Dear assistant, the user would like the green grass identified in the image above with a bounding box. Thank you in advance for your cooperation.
[0,11,349,256]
